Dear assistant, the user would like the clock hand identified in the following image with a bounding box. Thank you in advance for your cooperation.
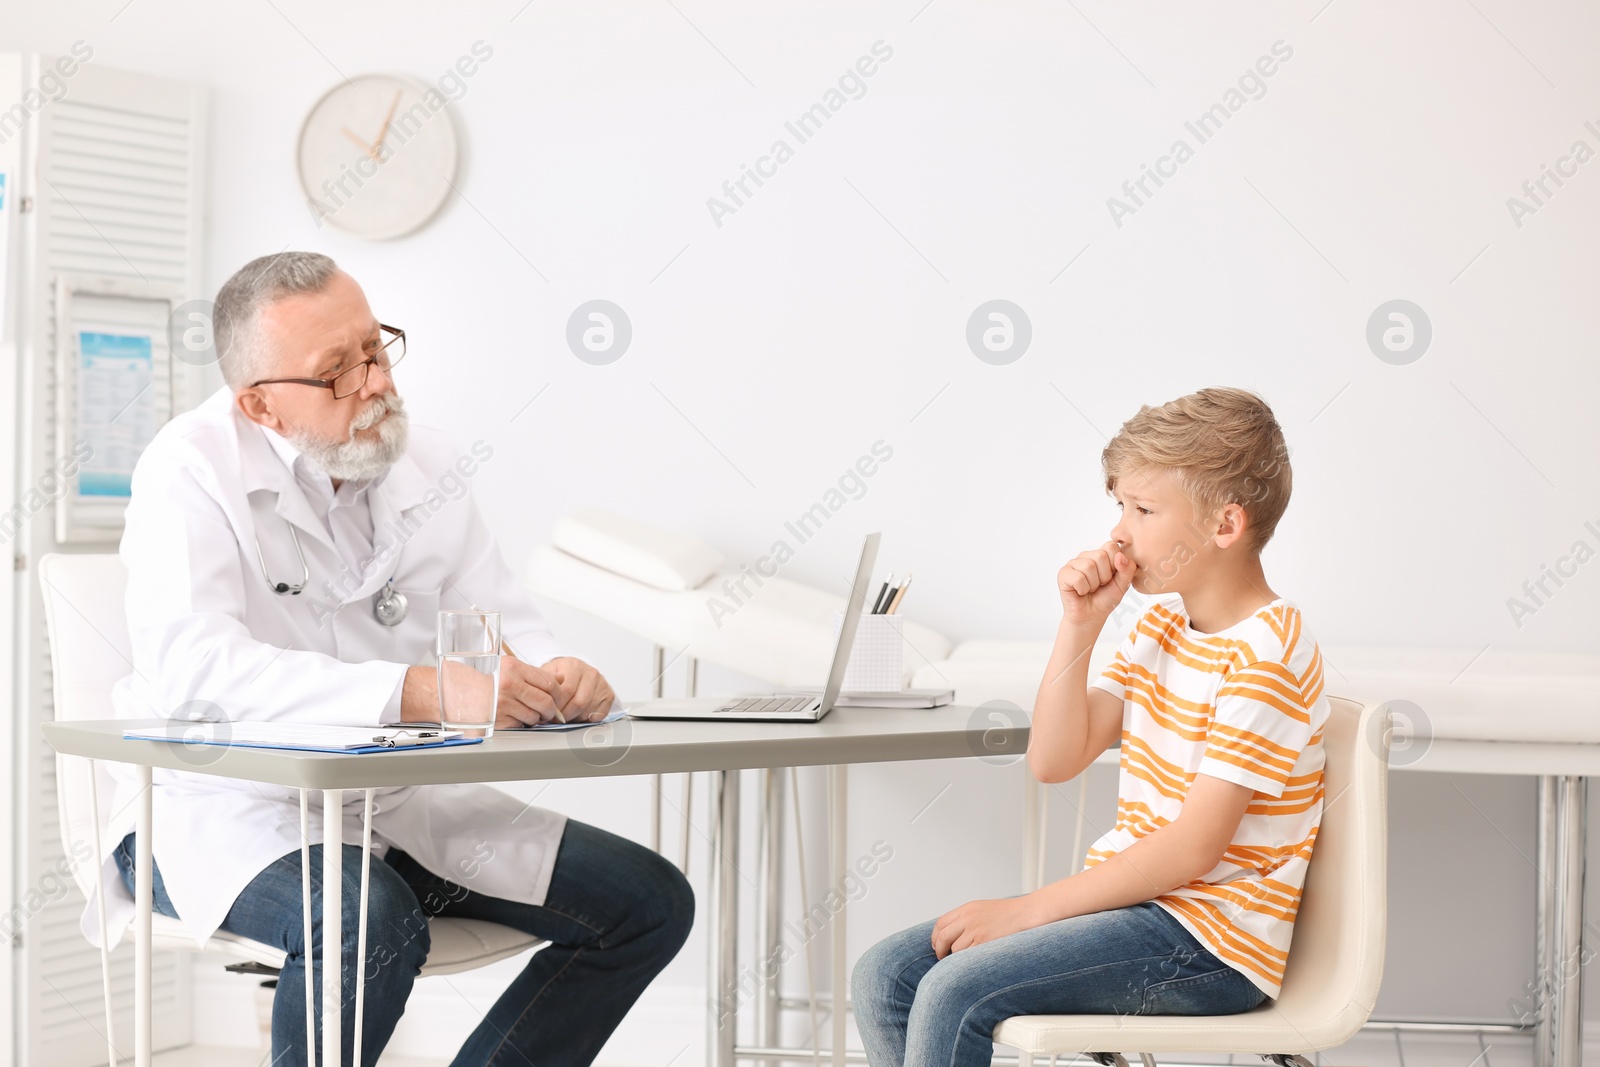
[371,88,402,160]
[341,125,379,162]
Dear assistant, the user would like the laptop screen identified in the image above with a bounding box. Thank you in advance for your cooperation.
[819,532,882,712]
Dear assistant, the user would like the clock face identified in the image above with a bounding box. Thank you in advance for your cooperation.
[297,73,459,240]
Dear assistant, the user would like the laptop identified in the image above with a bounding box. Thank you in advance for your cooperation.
[626,532,881,723]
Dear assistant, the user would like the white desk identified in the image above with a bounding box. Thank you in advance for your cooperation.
[43,704,1021,1067]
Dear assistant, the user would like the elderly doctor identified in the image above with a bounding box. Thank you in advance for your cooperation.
[100,251,694,1067]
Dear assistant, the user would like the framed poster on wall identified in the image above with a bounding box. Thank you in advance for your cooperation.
[53,274,181,543]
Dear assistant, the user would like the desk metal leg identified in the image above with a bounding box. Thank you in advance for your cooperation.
[323,789,344,1067]
[652,645,665,854]
[1535,776,1558,1067]
[352,789,374,1067]
[756,767,784,1048]
[300,793,315,1067]
[134,764,153,1067]
[709,768,741,1067]
[1551,776,1587,1066]
[829,765,847,1067]
[1021,773,1049,893]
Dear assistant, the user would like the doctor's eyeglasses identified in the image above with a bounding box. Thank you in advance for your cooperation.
[250,324,406,400]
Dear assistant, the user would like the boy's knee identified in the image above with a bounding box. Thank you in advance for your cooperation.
[850,947,884,1005]
[910,953,986,1018]
[852,933,909,1008]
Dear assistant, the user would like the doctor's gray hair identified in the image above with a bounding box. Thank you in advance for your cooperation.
[213,251,340,389]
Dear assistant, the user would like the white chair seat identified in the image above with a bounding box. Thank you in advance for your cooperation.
[993,1001,1351,1056]
[152,914,544,977]
[527,541,952,689]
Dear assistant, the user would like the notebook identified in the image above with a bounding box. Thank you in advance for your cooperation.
[830,688,955,708]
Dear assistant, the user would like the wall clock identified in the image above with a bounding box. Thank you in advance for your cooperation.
[297,73,459,240]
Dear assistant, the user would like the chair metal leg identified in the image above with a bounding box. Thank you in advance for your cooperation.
[1138,1054,1157,1067]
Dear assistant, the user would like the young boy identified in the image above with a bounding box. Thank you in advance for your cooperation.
[853,387,1329,1067]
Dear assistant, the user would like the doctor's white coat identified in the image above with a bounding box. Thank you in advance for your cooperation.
[93,385,572,947]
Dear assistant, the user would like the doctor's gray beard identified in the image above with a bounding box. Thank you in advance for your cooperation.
[289,392,410,483]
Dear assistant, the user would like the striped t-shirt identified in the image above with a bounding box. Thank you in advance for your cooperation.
[1085,594,1328,999]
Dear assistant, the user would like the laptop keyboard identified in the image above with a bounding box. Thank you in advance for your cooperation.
[715,695,819,714]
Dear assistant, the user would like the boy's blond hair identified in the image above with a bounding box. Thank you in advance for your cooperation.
[1101,387,1292,555]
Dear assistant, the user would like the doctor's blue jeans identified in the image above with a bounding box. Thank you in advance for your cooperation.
[115,819,694,1067]
[851,901,1266,1067]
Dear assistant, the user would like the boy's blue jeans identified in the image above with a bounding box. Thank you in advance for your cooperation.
[114,819,693,1067]
[851,901,1267,1067]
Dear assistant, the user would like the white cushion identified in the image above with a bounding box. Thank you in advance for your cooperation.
[912,639,1120,710]
[1318,643,1600,745]
[912,637,1600,745]
[550,508,723,592]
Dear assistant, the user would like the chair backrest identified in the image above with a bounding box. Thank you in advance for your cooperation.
[37,552,135,900]
[1271,695,1390,1040]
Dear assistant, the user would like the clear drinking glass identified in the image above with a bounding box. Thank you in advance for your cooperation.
[437,609,502,737]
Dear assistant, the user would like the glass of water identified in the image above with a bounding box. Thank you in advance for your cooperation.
[437,610,502,738]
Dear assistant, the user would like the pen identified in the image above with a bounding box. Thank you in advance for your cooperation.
[477,604,565,724]
[886,573,913,614]
[871,574,894,614]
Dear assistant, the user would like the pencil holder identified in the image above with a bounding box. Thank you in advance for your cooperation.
[833,611,905,692]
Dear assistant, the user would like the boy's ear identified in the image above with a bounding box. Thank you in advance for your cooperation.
[1211,501,1251,549]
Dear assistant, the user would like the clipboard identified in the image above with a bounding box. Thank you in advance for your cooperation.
[123,723,484,755]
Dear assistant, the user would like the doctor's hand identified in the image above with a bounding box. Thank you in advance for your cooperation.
[495,657,580,727]
[540,656,616,723]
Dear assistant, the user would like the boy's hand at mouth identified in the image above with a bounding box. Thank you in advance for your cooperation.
[1057,540,1136,626]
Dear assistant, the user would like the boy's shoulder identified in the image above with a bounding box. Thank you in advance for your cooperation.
[1126,593,1319,672]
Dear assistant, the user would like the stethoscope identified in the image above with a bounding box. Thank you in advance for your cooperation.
[253,516,408,626]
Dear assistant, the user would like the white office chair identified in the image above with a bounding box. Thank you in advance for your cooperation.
[992,695,1391,1067]
[38,553,547,1037]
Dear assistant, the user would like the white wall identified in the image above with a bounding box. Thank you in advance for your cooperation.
[6,0,1599,1062]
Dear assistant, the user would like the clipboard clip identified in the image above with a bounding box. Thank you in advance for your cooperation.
[372,729,443,748]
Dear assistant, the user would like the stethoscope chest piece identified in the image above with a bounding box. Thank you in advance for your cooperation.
[374,579,408,627]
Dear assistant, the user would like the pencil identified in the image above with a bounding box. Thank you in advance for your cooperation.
[886,573,913,614]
